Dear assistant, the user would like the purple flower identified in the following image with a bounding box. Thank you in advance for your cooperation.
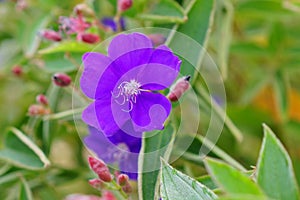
[80,33,181,135]
[84,125,141,180]
[101,17,126,32]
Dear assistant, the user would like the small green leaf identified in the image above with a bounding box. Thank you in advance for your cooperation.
[205,158,264,196]
[256,124,300,200]
[38,41,95,54]
[19,177,33,200]
[196,175,218,190]
[160,159,217,200]
[138,124,175,200]
[0,127,50,170]
[139,0,186,23]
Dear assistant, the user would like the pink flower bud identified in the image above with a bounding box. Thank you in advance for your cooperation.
[36,94,48,106]
[52,73,72,87]
[167,75,191,102]
[40,29,62,42]
[117,174,132,193]
[88,156,112,182]
[11,65,23,76]
[28,104,50,116]
[88,178,104,190]
[118,0,133,12]
[65,194,102,200]
[102,191,117,200]
[117,174,129,186]
[148,34,166,46]
[81,33,100,44]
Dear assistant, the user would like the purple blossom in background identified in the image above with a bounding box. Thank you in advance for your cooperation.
[80,33,181,136]
[101,17,126,32]
[84,125,141,180]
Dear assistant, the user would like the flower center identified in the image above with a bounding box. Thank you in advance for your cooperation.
[112,79,142,112]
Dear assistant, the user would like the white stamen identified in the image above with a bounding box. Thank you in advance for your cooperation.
[112,79,142,112]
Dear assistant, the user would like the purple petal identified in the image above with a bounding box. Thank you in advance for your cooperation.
[140,45,181,90]
[108,33,153,59]
[94,97,130,136]
[130,92,171,132]
[84,126,141,180]
[82,102,100,130]
[80,52,112,99]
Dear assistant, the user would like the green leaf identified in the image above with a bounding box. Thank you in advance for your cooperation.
[38,41,95,54]
[42,53,81,73]
[196,175,218,190]
[160,159,217,200]
[138,124,175,200]
[19,177,33,200]
[139,0,186,23]
[205,158,264,196]
[0,127,50,170]
[273,70,289,122]
[166,0,215,78]
[256,124,300,200]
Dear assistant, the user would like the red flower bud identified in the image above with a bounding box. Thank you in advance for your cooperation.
[102,191,117,200]
[88,178,104,190]
[74,3,94,16]
[148,34,166,46]
[40,29,62,42]
[11,65,23,76]
[81,33,100,44]
[52,73,72,87]
[117,174,132,193]
[36,94,48,106]
[167,75,191,102]
[118,0,133,12]
[88,156,112,182]
[117,174,129,186]
[28,104,50,116]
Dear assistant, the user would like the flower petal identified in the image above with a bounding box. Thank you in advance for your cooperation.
[84,126,141,180]
[82,102,101,130]
[80,52,112,99]
[130,92,171,132]
[94,97,130,136]
[108,33,153,59]
[140,45,181,90]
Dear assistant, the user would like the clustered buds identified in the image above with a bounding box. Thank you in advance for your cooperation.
[28,94,50,116]
[117,0,133,12]
[39,30,62,42]
[167,75,191,102]
[87,156,132,198]
[52,73,72,87]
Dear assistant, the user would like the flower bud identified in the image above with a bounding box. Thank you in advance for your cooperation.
[36,94,48,106]
[11,65,23,76]
[39,29,62,42]
[28,104,50,116]
[88,156,112,182]
[65,194,102,200]
[52,73,72,87]
[88,178,104,190]
[167,75,191,102]
[118,0,133,12]
[81,33,100,44]
[117,174,132,193]
[148,34,166,46]
[74,3,94,16]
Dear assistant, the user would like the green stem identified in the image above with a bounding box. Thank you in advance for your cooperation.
[43,107,84,121]
[195,85,243,142]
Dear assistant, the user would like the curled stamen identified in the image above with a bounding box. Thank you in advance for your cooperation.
[121,101,133,112]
